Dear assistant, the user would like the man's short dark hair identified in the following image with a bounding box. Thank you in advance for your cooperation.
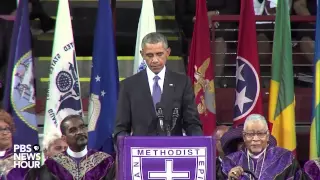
[60,114,83,135]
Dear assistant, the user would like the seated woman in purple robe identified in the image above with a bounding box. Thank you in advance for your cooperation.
[221,114,306,180]
[0,109,28,180]
[37,115,115,180]
[25,132,68,180]
[304,158,320,180]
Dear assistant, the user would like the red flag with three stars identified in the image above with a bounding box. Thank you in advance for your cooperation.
[187,0,216,135]
[233,0,263,126]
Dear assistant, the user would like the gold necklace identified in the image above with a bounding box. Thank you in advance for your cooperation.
[246,148,267,180]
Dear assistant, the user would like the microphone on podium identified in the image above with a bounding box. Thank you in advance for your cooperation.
[156,103,165,132]
[171,107,179,131]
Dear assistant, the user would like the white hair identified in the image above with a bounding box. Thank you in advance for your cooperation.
[243,114,269,131]
[42,133,63,151]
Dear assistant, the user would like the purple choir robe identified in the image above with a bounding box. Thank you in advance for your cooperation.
[0,148,29,180]
[44,149,115,180]
[304,158,320,180]
[222,146,304,180]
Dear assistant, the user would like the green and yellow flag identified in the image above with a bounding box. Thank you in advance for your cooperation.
[268,0,296,151]
[310,0,320,160]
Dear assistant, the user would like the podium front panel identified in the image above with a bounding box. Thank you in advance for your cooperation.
[117,136,215,180]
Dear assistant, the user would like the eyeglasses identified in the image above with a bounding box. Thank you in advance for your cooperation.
[243,131,268,139]
[0,127,12,134]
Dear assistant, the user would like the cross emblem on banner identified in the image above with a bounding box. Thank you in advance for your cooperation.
[148,159,190,180]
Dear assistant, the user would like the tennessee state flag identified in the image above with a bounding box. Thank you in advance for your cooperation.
[233,0,263,126]
[187,0,216,135]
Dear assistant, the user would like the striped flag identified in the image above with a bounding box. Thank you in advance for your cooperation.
[268,0,296,151]
[43,0,83,140]
[133,0,156,74]
[187,0,216,135]
[310,0,320,160]
[3,0,38,146]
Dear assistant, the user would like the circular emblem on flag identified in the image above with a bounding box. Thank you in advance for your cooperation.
[234,56,260,121]
[56,71,73,93]
[11,51,37,129]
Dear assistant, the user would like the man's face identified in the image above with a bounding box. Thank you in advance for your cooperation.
[0,121,12,150]
[63,118,88,149]
[140,42,171,74]
[243,121,269,154]
[45,139,68,158]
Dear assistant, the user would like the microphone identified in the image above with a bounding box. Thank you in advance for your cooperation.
[156,103,165,132]
[171,107,179,131]
[164,106,179,136]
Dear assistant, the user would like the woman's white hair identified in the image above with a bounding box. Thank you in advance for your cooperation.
[243,114,269,131]
[42,133,62,151]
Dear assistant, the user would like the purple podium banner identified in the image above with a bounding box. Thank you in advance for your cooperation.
[117,136,215,180]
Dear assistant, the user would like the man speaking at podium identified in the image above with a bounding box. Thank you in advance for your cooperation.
[114,32,203,140]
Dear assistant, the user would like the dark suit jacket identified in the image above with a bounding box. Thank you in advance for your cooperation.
[114,68,203,140]
[175,0,240,39]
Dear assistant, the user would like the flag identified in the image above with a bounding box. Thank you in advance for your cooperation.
[43,0,83,139]
[133,0,156,74]
[233,0,263,126]
[310,0,320,160]
[87,0,119,154]
[3,0,38,146]
[268,0,296,151]
[187,0,216,135]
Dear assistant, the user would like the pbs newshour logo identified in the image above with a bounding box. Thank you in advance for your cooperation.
[13,144,41,168]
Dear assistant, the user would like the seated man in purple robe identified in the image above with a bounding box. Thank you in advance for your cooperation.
[0,109,29,180]
[304,158,320,180]
[221,114,305,180]
[220,125,277,156]
[38,115,115,180]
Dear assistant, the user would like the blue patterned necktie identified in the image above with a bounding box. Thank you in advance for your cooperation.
[152,75,161,107]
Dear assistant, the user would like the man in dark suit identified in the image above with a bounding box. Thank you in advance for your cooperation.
[114,32,203,140]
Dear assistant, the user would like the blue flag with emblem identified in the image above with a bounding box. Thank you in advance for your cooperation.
[88,0,119,154]
[3,0,39,146]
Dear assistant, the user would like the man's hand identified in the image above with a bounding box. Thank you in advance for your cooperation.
[228,166,244,180]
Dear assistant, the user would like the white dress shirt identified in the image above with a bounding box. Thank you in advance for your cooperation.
[146,66,166,95]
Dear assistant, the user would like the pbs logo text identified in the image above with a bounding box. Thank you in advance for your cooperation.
[13,144,41,168]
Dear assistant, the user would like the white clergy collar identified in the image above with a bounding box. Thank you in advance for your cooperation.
[66,146,88,158]
[247,147,267,159]
[0,151,5,157]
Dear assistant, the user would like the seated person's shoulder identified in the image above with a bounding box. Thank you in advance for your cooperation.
[170,71,190,82]
[269,146,296,162]
[223,150,244,163]
[91,150,115,161]
[119,71,144,87]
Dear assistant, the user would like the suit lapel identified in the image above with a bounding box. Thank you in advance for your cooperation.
[161,69,175,120]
